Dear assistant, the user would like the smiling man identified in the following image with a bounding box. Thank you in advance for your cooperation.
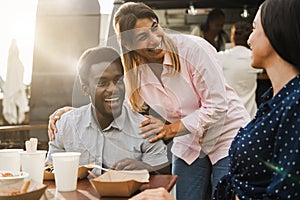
[46,47,168,176]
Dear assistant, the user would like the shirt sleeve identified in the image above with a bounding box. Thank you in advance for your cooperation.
[141,139,168,167]
[45,118,67,163]
[181,38,229,139]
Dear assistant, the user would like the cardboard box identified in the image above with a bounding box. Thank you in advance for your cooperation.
[0,179,47,200]
[43,165,92,180]
[90,169,149,197]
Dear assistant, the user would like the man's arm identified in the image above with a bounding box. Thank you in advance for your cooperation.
[111,157,170,175]
[111,158,154,172]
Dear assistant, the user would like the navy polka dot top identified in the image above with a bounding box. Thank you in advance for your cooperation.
[216,75,300,200]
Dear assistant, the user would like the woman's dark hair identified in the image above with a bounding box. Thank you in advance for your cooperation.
[201,8,227,51]
[201,9,225,32]
[233,21,252,48]
[261,0,300,69]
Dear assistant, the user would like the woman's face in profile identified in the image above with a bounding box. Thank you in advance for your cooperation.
[248,9,275,69]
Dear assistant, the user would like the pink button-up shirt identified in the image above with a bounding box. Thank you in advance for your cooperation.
[138,34,250,165]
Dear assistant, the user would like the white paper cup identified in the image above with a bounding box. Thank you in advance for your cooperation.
[52,152,81,192]
[20,150,47,184]
[0,149,23,171]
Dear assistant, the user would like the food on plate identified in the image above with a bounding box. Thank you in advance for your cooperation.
[0,172,14,177]
[0,179,47,198]
[0,170,25,177]
[0,180,31,196]
[0,170,29,187]
[44,163,92,180]
[44,163,54,173]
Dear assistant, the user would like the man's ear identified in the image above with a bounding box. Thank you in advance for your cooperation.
[82,85,90,96]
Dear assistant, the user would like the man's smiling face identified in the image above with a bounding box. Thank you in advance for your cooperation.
[88,61,125,119]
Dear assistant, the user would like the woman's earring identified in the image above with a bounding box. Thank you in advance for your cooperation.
[247,40,251,49]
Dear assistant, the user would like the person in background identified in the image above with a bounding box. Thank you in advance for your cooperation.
[46,47,168,176]
[218,21,262,118]
[191,8,229,51]
[48,3,250,199]
[214,0,300,199]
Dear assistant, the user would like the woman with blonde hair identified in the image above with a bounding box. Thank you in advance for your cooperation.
[113,2,249,199]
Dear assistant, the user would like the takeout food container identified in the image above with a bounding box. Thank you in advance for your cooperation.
[90,169,149,197]
[44,165,92,180]
[0,179,47,200]
[0,171,29,185]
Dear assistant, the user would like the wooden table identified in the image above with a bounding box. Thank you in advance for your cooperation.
[42,175,177,200]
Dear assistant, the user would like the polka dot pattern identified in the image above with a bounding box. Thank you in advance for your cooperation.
[222,75,300,199]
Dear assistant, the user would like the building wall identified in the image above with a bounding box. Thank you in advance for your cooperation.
[30,0,100,141]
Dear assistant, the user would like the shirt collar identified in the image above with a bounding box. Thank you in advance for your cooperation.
[85,103,126,132]
[106,106,126,131]
[261,74,300,109]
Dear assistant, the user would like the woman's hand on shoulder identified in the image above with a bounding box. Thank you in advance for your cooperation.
[48,106,74,141]
[140,115,188,143]
[140,115,165,142]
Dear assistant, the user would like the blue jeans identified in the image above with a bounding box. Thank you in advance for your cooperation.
[172,152,229,200]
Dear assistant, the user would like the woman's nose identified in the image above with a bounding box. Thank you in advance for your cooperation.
[149,33,161,47]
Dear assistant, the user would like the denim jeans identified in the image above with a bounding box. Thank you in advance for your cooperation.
[172,152,229,200]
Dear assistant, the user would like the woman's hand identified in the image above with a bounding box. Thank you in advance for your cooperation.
[48,106,74,141]
[140,115,188,143]
[129,187,175,200]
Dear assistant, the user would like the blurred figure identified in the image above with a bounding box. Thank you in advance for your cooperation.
[218,21,262,118]
[2,39,29,124]
[191,8,229,51]
[215,0,300,199]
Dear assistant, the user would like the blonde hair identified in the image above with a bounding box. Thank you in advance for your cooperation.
[114,2,180,112]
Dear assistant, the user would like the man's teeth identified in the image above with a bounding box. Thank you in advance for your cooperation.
[105,97,119,102]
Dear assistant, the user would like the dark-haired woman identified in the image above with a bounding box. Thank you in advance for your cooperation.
[215,0,300,199]
[191,8,229,51]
